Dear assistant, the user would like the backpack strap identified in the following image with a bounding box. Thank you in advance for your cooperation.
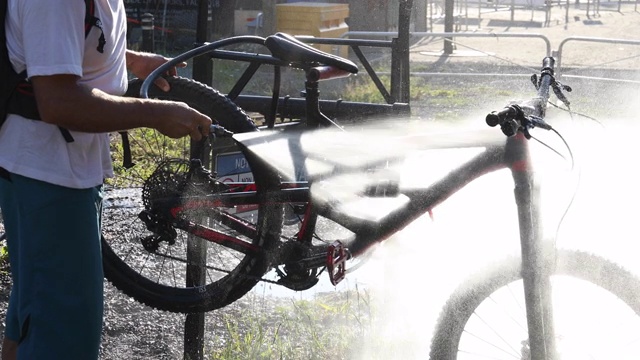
[2,0,106,143]
[85,0,105,53]
[0,0,19,128]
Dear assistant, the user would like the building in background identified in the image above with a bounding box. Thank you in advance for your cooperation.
[123,1,414,52]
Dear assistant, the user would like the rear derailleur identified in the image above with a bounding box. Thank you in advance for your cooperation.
[138,210,177,252]
[136,158,228,253]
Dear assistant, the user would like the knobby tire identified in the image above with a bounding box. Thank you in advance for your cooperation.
[429,248,640,359]
[101,77,284,313]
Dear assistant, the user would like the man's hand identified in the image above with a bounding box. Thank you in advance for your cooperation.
[126,50,186,92]
[152,100,212,141]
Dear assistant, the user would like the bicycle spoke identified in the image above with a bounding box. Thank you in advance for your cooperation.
[443,275,640,359]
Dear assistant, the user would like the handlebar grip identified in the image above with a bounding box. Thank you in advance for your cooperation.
[542,56,555,74]
[486,112,502,127]
[486,105,520,127]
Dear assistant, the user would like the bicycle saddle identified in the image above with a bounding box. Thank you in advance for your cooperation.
[265,32,358,74]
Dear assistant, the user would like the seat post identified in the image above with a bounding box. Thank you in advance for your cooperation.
[304,70,337,129]
[304,72,322,128]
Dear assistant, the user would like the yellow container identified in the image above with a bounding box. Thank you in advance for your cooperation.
[276,2,349,58]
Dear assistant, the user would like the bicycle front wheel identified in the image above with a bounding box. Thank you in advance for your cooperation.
[429,248,640,359]
[102,77,284,313]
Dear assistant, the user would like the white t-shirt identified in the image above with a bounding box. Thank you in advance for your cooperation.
[0,0,128,189]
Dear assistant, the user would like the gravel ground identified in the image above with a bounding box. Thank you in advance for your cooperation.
[100,284,265,360]
[0,269,276,360]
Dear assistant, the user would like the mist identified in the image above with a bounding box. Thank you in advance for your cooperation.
[230,3,640,358]
[245,72,640,358]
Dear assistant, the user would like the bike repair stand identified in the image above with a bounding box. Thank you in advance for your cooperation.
[183,1,211,359]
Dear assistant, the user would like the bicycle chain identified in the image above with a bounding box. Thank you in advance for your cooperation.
[148,234,329,288]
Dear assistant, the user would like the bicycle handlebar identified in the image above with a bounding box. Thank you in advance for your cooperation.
[486,56,565,138]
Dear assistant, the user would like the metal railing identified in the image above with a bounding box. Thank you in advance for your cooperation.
[342,31,552,58]
[339,31,640,84]
[555,36,640,83]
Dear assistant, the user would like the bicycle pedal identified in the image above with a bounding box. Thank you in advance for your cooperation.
[327,241,348,286]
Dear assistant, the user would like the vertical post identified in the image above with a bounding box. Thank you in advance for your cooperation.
[414,0,427,32]
[192,0,213,86]
[390,38,400,103]
[398,0,412,104]
[565,0,570,29]
[444,0,455,54]
[183,2,211,360]
[262,0,277,36]
[141,13,155,53]
[391,0,413,104]
[464,0,469,31]
[184,236,207,360]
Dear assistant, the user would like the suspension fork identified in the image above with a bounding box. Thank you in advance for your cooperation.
[507,133,557,360]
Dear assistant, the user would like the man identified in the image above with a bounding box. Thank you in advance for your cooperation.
[0,0,212,358]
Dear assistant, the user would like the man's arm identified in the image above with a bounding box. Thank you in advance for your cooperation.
[30,73,211,140]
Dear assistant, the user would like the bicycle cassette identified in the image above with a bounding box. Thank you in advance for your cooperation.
[141,159,191,215]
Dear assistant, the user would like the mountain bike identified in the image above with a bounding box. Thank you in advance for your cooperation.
[101,33,640,359]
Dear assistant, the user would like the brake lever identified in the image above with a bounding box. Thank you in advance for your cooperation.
[527,115,552,131]
[532,72,572,108]
[519,115,553,139]
[551,80,571,107]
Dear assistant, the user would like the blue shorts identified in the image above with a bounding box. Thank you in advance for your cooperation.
[0,172,103,359]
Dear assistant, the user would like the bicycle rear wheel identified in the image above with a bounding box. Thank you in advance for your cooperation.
[102,77,284,313]
[429,248,640,359]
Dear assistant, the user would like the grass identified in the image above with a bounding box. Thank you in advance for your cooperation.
[0,239,9,287]
[0,212,6,279]
[0,240,7,275]
[108,128,191,187]
[337,74,520,121]
[207,290,373,360]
